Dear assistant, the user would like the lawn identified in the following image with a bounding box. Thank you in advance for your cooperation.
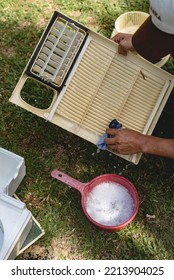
[0,0,174,260]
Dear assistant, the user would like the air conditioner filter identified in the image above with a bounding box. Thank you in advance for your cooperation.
[10,11,174,164]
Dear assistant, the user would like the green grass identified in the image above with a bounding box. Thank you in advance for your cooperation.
[0,0,174,260]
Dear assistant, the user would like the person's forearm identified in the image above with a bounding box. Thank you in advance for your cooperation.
[105,128,174,159]
[142,135,174,158]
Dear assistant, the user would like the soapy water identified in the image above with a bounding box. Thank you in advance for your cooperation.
[86,181,135,226]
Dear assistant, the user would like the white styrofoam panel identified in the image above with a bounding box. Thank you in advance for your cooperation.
[0,148,26,196]
[0,194,32,260]
[0,219,3,252]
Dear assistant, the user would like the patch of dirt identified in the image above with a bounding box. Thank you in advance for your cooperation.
[20,244,53,260]
[24,192,43,210]
[67,11,82,18]
[20,236,84,260]
[50,237,84,260]
[0,46,15,57]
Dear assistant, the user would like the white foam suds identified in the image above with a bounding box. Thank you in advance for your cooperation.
[86,181,134,226]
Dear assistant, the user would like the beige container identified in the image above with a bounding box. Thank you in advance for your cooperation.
[114,11,170,67]
[115,11,149,34]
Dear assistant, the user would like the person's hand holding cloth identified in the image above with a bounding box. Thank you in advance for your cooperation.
[97,119,146,155]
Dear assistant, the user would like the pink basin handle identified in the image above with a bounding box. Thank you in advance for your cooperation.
[51,169,87,194]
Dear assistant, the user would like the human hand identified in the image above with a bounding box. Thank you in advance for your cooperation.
[104,128,146,155]
[111,33,135,55]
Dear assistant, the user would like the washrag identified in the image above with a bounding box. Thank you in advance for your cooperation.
[97,119,122,150]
